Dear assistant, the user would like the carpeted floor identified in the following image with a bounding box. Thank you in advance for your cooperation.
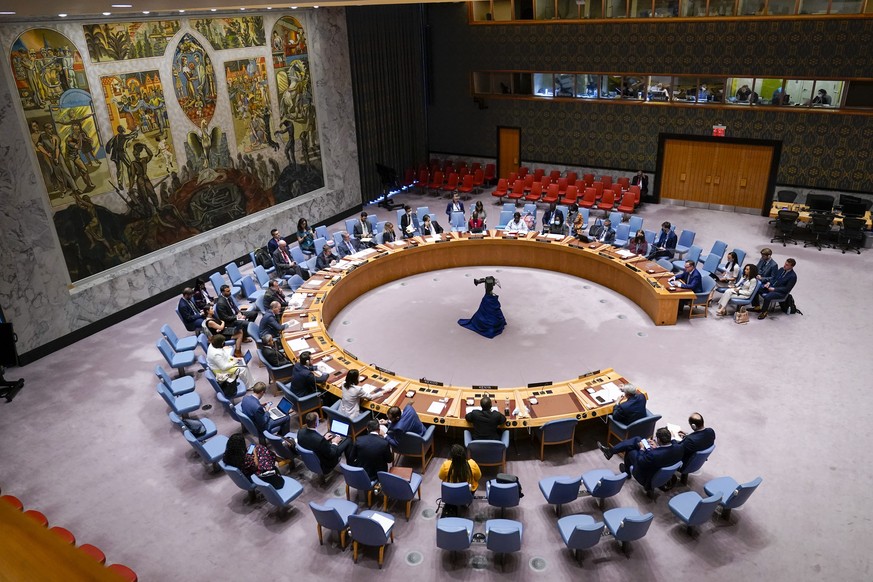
[0,184,870,581]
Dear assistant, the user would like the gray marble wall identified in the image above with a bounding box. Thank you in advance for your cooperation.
[0,7,360,357]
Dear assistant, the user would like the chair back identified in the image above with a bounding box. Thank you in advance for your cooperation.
[545,476,582,504]
[156,383,176,408]
[296,444,325,475]
[676,229,696,249]
[590,472,627,499]
[656,259,674,272]
[644,229,656,245]
[263,431,296,461]
[234,403,261,438]
[154,365,174,388]
[724,476,763,509]
[377,471,415,501]
[686,493,723,526]
[394,430,427,455]
[314,237,326,256]
[440,482,474,506]
[309,501,347,532]
[183,429,216,462]
[682,444,715,475]
[628,215,643,234]
[776,190,797,202]
[695,276,716,302]
[209,272,227,296]
[343,218,357,235]
[707,240,728,262]
[340,462,375,490]
[683,245,703,264]
[497,210,513,229]
[650,461,683,490]
[306,256,319,273]
[486,521,522,553]
[565,518,605,550]
[348,514,390,546]
[436,518,474,551]
[247,322,261,344]
[542,418,577,444]
[612,409,662,441]
[290,245,306,264]
[487,480,520,508]
[225,262,243,285]
[219,460,256,492]
[614,224,630,245]
[253,265,271,287]
[331,231,345,248]
[314,225,329,240]
[416,206,431,225]
[240,276,259,300]
[160,324,182,348]
[467,440,507,467]
[451,211,467,232]
[287,275,304,291]
[156,338,177,365]
[700,253,721,276]
[732,248,746,267]
[608,211,622,225]
[613,512,654,542]
[251,475,285,507]
[216,391,240,422]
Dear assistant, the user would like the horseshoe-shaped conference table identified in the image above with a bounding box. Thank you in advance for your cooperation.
[280,230,693,430]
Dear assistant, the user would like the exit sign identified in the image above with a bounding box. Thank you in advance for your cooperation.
[712,125,726,137]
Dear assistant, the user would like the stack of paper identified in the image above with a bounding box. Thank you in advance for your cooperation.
[616,249,636,258]
[370,512,394,534]
[315,362,336,375]
[288,338,310,353]
[427,401,446,414]
[302,321,318,329]
[381,380,400,393]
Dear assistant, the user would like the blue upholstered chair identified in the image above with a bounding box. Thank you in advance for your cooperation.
[698,253,722,279]
[278,381,322,420]
[603,507,654,553]
[331,231,345,248]
[251,473,304,516]
[689,275,717,319]
[205,369,246,401]
[218,460,258,502]
[215,391,241,422]
[324,401,370,442]
[698,239,728,265]
[727,280,760,313]
[183,430,228,471]
[176,306,199,332]
[534,418,578,460]
[673,244,702,271]
[608,210,622,226]
[486,479,520,518]
[157,383,201,416]
[674,229,696,257]
[613,223,631,247]
[314,225,328,240]
[464,430,510,472]
[656,258,676,272]
[348,511,395,568]
[210,271,240,297]
[377,470,423,521]
[256,349,294,384]
[557,514,605,564]
[239,275,264,302]
[415,206,431,225]
[436,517,475,555]
[485,519,523,570]
[263,430,297,464]
[606,408,661,446]
[717,248,746,275]
[628,215,643,235]
[392,425,436,472]
[496,210,513,230]
[439,482,474,513]
[233,402,272,444]
[450,211,467,232]
[160,324,197,352]
[252,256,275,279]
[680,443,716,484]
[309,498,359,548]
[154,364,195,397]
[167,411,216,441]
[296,444,328,481]
[668,491,722,534]
[225,262,244,287]
[339,462,378,506]
[703,476,763,520]
[538,475,581,516]
[644,229,656,247]
[286,274,305,292]
[581,468,628,509]
[646,461,683,498]
[523,203,537,219]
[157,337,195,377]
[290,245,306,265]
[313,237,327,256]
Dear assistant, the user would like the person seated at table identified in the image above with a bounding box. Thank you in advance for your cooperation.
[464,396,506,441]
[192,278,214,312]
[337,232,359,259]
[504,212,529,234]
[381,404,426,448]
[609,384,647,425]
[261,334,291,367]
[627,230,648,255]
[348,420,392,480]
[207,333,254,388]
[400,205,416,238]
[676,412,716,475]
[736,84,752,102]
[812,88,832,105]
[715,251,741,286]
[178,287,204,331]
[273,239,310,280]
[715,264,758,317]
[515,202,536,231]
[468,211,485,233]
[599,427,684,491]
[648,222,678,260]
[315,241,338,271]
[669,260,703,293]
[543,202,564,234]
[263,280,288,310]
[474,200,488,226]
[596,218,616,244]
[446,193,465,220]
[290,351,331,400]
[352,211,376,248]
[420,214,444,236]
[754,258,797,319]
[259,301,288,340]
[242,382,290,435]
[338,369,384,418]
[438,444,482,493]
[381,222,397,243]
[297,411,350,473]
[296,218,316,255]
[202,305,232,339]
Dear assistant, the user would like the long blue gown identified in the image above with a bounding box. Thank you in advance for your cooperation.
[458,293,506,339]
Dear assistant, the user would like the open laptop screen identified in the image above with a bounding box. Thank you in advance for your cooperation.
[330,419,350,437]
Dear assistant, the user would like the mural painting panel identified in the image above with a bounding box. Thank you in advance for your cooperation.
[225,57,279,154]
[192,16,266,50]
[171,33,216,129]
[83,20,181,62]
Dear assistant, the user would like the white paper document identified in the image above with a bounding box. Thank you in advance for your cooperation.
[302,321,319,329]
[315,362,336,375]
[616,249,636,258]
[426,401,446,414]
[381,380,400,393]
[370,512,394,534]
[288,338,310,352]
[667,423,683,441]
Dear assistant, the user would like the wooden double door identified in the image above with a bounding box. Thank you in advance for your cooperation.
[659,138,777,211]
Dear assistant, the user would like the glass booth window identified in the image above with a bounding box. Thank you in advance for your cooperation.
[557,0,583,18]
[784,79,817,106]
[767,0,796,15]
[473,72,493,94]
[623,76,647,99]
[829,0,865,13]
[797,0,830,13]
[515,0,535,19]
[493,73,514,94]
[533,73,555,97]
[738,0,766,15]
[583,0,605,18]
[647,75,672,101]
[493,0,513,20]
[536,0,557,19]
[754,78,786,105]
[811,81,843,107]
[600,75,623,98]
[606,0,629,17]
[555,74,575,97]
[576,74,600,98]
[471,1,493,21]
[693,78,725,103]
[726,77,756,103]
[708,0,738,14]
[653,0,679,17]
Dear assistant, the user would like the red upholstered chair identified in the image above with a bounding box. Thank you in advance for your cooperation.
[521,175,535,193]
[471,162,481,172]
[617,176,630,189]
[507,181,525,201]
[79,544,107,565]
[484,163,496,185]
[24,509,48,527]
[556,177,569,195]
[566,171,578,186]
[543,183,561,204]
[457,174,474,198]
[492,178,509,203]
[1,495,23,510]
[582,173,595,186]
[471,168,485,192]
[443,161,455,174]
[517,166,529,178]
[458,166,469,179]
[599,175,613,189]
[579,187,598,209]
[617,192,636,213]
[549,169,561,182]
[597,190,616,213]
[524,182,543,202]
[107,564,139,582]
[456,160,468,172]
[560,185,579,206]
[533,168,545,181]
[611,184,623,197]
[401,168,416,189]
[593,182,604,197]
[427,170,444,192]
[629,185,641,206]
[507,171,518,186]
[416,168,430,192]
[49,526,76,545]
[539,175,551,190]
[442,172,459,193]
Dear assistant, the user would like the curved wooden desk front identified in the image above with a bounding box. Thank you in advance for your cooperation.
[281,232,676,429]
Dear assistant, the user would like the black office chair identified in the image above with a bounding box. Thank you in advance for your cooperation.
[775,190,798,203]
[770,210,799,246]
[803,212,835,251]
[837,217,866,254]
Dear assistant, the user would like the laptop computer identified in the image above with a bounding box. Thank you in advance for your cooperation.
[325,419,350,443]
[268,397,293,420]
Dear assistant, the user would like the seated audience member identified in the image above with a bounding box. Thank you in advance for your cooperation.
[627,230,648,255]
[599,427,684,491]
[263,279,288,310]
[259,301,287,341]
[192,278,214,312]
[597,218,616,244]
[715,264,758,316]
[754,258,797,320]
[297,411,351,473]
[468,211,485,233]
[504,212,529,234]
[464,396,506,441]
[669,260,703,293]
[446,193,465,219]
[339,369,384,418]
[207,334,254,390]
[543,202,564,234]
[290,351,332,401]
[202,305,228,338]
[736,84,752,102]
[609,384,647,425]
[296,218,316,255]
[676,412,716,479]
[438,444,482,492]
[648,222,678,260]
[812,88,832,105]
[382,222,397,243]
[215,284,252,357]
[272,239,310,280]
[631,170,648,200]
[315,241,338,271]
[267,228,283,255]
[382,404,426,448]
[420,214,444,236]
[223,433,282,486]
[260,334,290,368]
[178,287,204,331]
[337,231,359,258]
[352,211,375,248]
[241,382,290,435]
[348,420,393,480]
[566,203,580,234]
[400,205,417,238]
[715,251,740,285]
[752,247,778,305]
[474,200,488,226]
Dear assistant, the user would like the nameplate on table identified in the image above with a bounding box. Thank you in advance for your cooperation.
[527,380,553,388]
[374,365,395,376]
[420,378,444,386]
[578,370,601,379]
[472,385,498,390]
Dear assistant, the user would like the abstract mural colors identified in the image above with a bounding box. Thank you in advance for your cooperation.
[192,16,266,50]
[83,21,181,62]
[225,57,279,154]
[271,16,320,170]
[171,34,216,128]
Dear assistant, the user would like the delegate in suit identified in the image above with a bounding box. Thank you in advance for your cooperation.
[610,384,647,425]
[348,420,393,480]
[464,396,506,441]
[676,412,716,477]
[297,412,350,473]
[648,221,678,260]
[600,427,684,491]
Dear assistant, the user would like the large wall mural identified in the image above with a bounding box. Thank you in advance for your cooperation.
[83,21,181,62]
[7,16,324,283]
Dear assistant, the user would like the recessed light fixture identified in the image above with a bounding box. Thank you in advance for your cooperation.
[291,6,297,9]
[142,10,150,13]
[313,5,319,8]
[178,9,185,13]
[240,7,245,10]
[267,6,272,9]
[111,3,133,7]
[103,11,112,15]
[0,11,16,14]
[210,8,217,11]
[59,12,68,17]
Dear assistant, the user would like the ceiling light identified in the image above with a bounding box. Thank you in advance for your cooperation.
[178,9,185,12]
[0,11,16,14]
[210,8,217,11]
[58,13,68,17]
[313,4,319,7]
[142,10,150,13]
[111,3,133,7]
[267,6,272,9]
[103,11,112,15]
[291,6,297,9]
[240,7,246,9]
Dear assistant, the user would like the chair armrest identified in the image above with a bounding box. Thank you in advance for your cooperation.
[500,431,510,447]
[463,430,473,447]
[422,425,436,443]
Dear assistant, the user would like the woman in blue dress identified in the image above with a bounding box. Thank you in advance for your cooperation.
[458,276,506,338]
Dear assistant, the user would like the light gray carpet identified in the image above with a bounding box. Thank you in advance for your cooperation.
[0,186,870,581]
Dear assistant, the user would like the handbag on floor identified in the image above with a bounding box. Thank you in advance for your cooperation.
[734,306,749,324]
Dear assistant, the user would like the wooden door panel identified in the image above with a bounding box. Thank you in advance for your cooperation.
[497,127,520,180]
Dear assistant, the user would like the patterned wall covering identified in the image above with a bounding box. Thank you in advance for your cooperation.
[425,4,873,192]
